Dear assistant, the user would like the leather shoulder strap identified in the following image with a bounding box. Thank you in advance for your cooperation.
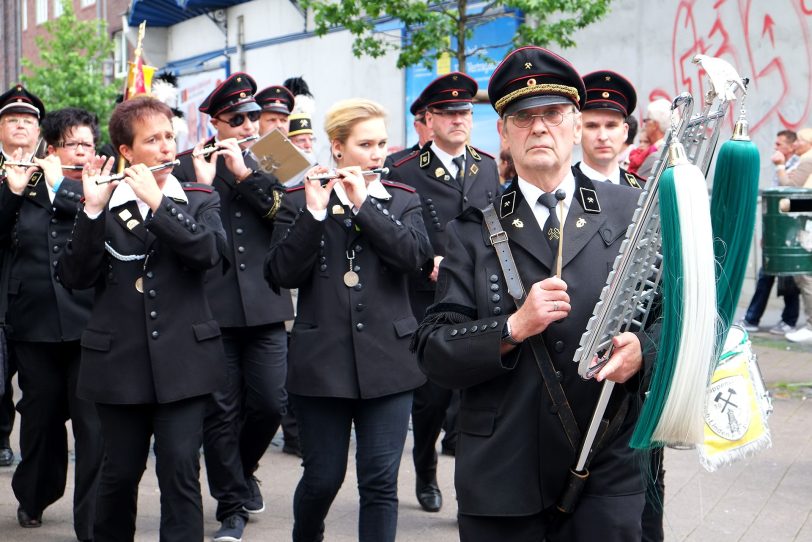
[482,204,581,451]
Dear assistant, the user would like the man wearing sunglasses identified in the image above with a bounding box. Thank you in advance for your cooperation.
[386,72,500,514]
[174,72,293,542]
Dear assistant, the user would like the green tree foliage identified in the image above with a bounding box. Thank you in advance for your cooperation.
[302,0,613,73]
[21,0,118,142]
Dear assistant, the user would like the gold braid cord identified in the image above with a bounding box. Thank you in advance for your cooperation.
[495,84,580,115]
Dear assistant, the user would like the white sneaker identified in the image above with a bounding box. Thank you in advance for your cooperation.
[785,326,812,343]
[735,319,759,332]
[770,321,795,335]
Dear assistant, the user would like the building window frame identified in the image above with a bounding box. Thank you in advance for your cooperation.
[36,0,48,24]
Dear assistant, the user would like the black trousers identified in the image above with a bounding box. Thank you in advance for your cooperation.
[458,492,645,542]
[0,345,16,447]
[203,323,288,521]
[291,392,413,542]
[11,340,102,540]
[94,397,207,542]
[642,447,666,542]
[410,289,454,481]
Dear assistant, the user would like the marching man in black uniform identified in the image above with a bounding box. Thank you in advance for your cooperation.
[576,70,644,188]
[412,46,659,540]
[386,71,500,513]
[0,84,45,469]
[174,72,293,542]
[383,95,433,168]
[255,85,295,136]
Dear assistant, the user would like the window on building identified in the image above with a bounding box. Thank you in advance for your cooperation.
[54,0,63,17]
[80,0,96,7]
[36,0,48,24]
[113,30,128,79]
[22,2,28,30]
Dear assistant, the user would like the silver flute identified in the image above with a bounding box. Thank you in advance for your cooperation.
[308,167,389,182]
[94,160,180,185]
[2,161,85,171]
[193,134,259,157]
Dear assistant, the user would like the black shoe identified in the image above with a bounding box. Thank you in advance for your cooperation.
[282,439,303,458]
[0,446,14,467]
[17,506,42,528]
[242,475,265,514]
[214,514,245,542]
[416,476,442,512]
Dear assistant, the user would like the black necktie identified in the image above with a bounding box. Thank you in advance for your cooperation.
[452,155,465,187]
[538,192,560,253]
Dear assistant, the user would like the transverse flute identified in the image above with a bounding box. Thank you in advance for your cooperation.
[193,135,259,157]
[307,167,389,182]
[2,161,85,171]
[94,160,180,185]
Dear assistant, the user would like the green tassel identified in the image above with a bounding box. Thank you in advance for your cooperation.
[711,139,760,343]
[631,167,682,449]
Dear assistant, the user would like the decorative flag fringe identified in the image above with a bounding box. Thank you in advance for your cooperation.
[711,138,761,346]
[631,163,719,448]
[698,327,772,472]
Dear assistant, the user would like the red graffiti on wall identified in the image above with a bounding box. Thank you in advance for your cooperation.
[647,0,812,133]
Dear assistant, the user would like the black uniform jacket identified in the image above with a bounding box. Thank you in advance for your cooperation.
[57,179,228,405]
[175,145,293,328]
[386,142,500,292]
[412,169,660,517]
[383,143,418,170]
[265,181,433,399]
[575,160,646,189]
[0,175,93,341]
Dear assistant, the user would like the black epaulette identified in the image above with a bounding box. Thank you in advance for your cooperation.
[381,180,416,193]
[181,182,214,193]
[468,145,494,160]
[392,152,419,168]
[458,205,484,222]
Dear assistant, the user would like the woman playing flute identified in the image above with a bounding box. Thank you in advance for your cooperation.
[265,98,432,542]
[56,96,228,541]
[0,107,103,539]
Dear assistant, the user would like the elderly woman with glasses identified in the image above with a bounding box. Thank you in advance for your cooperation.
[0,107,103,540]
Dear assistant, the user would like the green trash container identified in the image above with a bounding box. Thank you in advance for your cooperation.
[762,187,812,275]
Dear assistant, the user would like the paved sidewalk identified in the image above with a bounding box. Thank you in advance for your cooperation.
[0,308,810,541]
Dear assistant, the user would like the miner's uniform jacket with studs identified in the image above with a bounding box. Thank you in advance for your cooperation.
[412,168,660,516]
[57,179,228,405]
[264,180,432,399]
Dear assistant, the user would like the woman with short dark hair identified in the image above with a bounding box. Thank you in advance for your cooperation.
[0,106,102,540]
[57,96,228,541]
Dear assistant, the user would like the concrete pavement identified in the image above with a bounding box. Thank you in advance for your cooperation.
[0,300,810,541]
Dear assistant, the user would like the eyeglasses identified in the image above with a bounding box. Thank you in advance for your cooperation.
[218,111,261,128]
[3,117,37,127]
[58,141,95,151]
[508,110,573,129]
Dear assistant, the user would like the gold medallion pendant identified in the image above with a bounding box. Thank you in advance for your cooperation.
[343,270,360,288]
[134,277,144,293]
